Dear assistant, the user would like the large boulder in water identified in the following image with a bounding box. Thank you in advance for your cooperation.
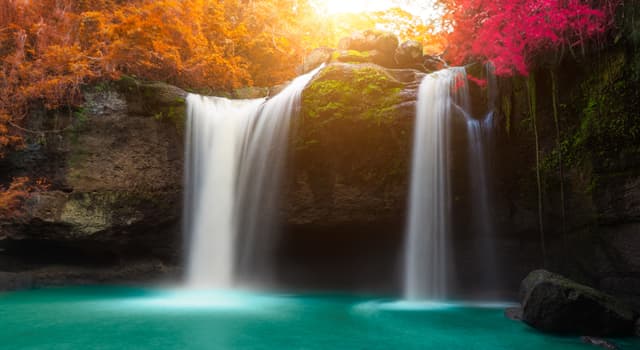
[520,270,637,336]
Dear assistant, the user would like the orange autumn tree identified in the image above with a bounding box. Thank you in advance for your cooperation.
[0,0,98,217]
[0,0,328,215]
[103,0,253,89]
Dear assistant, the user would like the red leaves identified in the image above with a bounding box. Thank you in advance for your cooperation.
[467,74,487,88]
[444,0,616,76]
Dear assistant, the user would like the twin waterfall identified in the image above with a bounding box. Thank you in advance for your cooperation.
[184,66,322,289]
[184,64,495,299]
[404,67,496,300]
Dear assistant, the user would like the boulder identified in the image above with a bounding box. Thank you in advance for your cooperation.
[299,47,334,74]
[332,49,395,67]
[520,270,637,336]
[338,30,398,54]
[337,30,398,67]
[395,40,424,67]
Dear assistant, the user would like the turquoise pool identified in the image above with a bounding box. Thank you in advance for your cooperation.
[0,287,638,350]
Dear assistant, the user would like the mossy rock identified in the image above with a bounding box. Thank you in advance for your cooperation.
[332,50,375,64]
[338,30,399,55]
[301,62,403,125]
[331,49,395,67]
[294,62,412,209]
[115,76,187,132]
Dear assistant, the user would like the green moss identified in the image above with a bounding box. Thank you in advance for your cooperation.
[301,63,403,126]
[562,49,640,171]
[115,76,187,134]
[153,104,186,134]
[331,50,374,64]
[295,63,409,187]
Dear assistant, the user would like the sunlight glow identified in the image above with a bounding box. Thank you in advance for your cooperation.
[323,0,396,15]
[313,0,441,21]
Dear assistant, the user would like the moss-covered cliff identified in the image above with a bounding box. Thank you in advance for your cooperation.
[488,10,640,305]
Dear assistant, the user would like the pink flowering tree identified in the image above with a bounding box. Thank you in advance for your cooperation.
[442,0,619,265]
[444,0,615,76]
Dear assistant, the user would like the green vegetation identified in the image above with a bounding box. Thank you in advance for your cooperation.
[296,62,411,191]
[302,63,403,125]
[547,48,640,180]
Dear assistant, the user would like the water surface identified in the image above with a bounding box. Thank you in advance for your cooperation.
[1,287,637,350]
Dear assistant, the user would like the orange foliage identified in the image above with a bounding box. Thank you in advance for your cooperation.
[0,177,30,219]
[0,177,50,219]
[0,0,449,160]
[0,1,327,146]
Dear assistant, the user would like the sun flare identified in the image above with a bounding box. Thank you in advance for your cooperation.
[312,0,442,22]
[323,0,396,15]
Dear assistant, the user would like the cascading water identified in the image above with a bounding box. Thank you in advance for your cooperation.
[183,66,323,289]
[463,64,499,295]
[184,96,264,288]
[404,68,466,300]
[235,65,324,285]
[404,66,497,300]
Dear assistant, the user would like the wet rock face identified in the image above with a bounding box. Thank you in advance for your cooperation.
[286,63,421,230]
[0,81,185,289]
[520,270,637,336]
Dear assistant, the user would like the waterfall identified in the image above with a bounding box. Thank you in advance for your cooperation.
[184,96,264,288]
[234,65,324,285]
[184,66,323,289]
[404,65,498,300]
[404,68,466,300]
[464,64,499,296]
